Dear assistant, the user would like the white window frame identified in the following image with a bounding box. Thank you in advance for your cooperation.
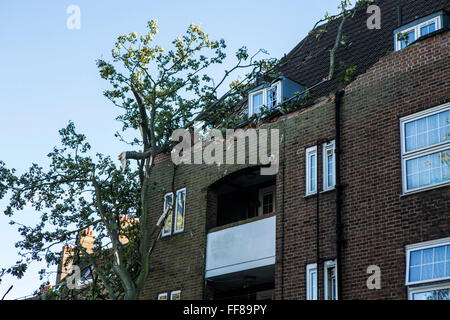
[394,16,441,51]
[157,292,168,300]
[173,188,186,234]
[399,103,450,194]
[322,140,336,191]
[408,283,450,300]
[170,290,181,300]
[305,146,317,196]
[306,263,318,300]
[248,89,266,117]
[267,81,282,109]
[161,192,174,237]
[405,237,450,286]
[324,259,338,300]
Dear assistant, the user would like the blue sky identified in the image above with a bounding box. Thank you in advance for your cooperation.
[0,0,344,299]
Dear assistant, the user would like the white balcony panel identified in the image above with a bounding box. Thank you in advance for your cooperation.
[205,216,276,278]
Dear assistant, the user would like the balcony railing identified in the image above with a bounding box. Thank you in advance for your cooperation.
[205,214,276,278]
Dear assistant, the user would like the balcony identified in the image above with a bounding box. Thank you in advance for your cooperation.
[205,214,276,278]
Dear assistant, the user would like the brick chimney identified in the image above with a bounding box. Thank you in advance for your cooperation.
[56,245,74,284]
[79,226,95,254]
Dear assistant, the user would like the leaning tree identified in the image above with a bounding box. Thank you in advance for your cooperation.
[0,20,274,300]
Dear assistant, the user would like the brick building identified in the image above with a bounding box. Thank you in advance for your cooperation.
[94,0,450,300]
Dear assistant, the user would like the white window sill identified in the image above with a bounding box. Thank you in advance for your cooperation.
[304,187,336,199]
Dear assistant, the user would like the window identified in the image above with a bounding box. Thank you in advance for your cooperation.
[406,238,450,285]
[258,185,276,216]
[174,188,186,233]
[322,140,336,191]
[158,291,181,300]
[250,90,264,116]
[420,21,436,37]
[267,84,279,109]
[162,188,186,236]
[409,284,450,300]
[157,293,168,300]
[248,81,282,117]
[170,290,181,300]
[305,146,317,195]
[324,260,337,300]
[162,192,174,237]
[394,15,442,51]
[406,238,450,300]
[306,263,318,300]
[400,103,450,194]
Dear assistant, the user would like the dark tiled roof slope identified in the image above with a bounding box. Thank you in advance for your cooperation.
[276,0,450,103]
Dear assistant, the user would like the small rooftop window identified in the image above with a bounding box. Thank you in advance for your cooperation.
[394,11,448,51]
[248,76,304,117]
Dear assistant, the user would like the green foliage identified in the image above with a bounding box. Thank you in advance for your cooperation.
[338,62,357,84]
[0,20,274,300]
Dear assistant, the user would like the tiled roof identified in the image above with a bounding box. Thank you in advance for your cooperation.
[276,0,450,104]
[231,0,450,122]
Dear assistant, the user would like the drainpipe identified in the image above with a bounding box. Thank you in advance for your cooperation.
[280,121,287,299]
[334,90,345,300]
[316,149,321,300]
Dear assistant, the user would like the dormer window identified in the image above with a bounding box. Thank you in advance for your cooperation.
[251,90,264,115]
[248,77,304,117]
[394,11,446,51]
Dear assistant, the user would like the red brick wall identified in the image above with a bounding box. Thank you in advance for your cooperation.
[275,30,450,300]
[140,31,450,300]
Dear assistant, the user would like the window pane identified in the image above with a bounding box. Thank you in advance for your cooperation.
[421,22,436,37]
[163,194,173,235]
[311,271,317,300]
[268,87,277,109]
[327,154,334,187]
[410,250,422,266]
[263,193,273,214]
[435,245,445,262]
[409,266,421,282]
[252,93,263,114]
[405,110,450,152]
[423,248,433,264]
[422,264,433,280]
[175,190,186,232]
[327,266,337,300]
[171,292,181,300]
[434,262,445,278]
[439,110,450,142]
[310,154,316,192]
[400,30,415,49]
[406,149,450,190]
[413,288,450,300]
[158,294,167,300]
